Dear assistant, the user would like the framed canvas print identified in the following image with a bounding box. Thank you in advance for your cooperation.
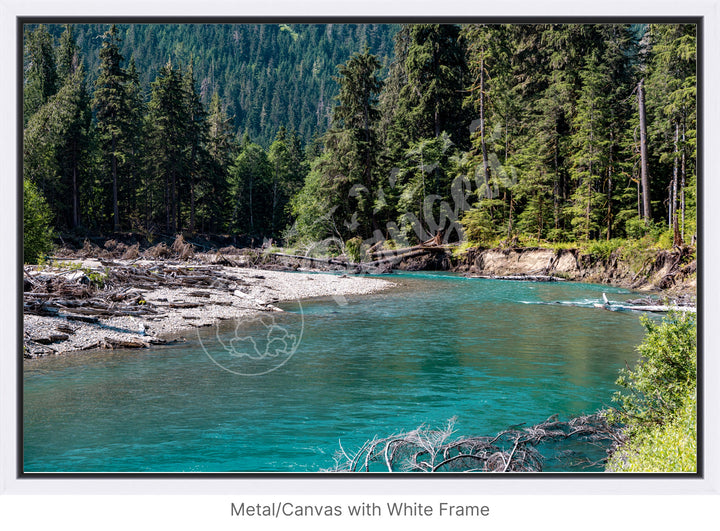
[4,1,718,529]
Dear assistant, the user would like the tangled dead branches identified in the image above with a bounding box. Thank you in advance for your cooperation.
[327,414,623,473]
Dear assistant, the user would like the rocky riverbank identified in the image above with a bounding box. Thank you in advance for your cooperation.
[23,250,394,359]
[23,236,697,358]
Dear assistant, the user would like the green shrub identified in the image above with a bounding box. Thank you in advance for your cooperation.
[611,312,697,436]
[23,178,55,264]
[585,238,622,261]
[656,229,674,249]
[625,217,649,239]
[607,311,697,472]
[545,228,568,243]
[460,208,496,244]
[607,389,696,472]
[345,236,363,263]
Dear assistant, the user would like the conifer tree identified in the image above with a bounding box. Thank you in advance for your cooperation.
[93,24,131,231]
[148,61,189,233]
[391,24,469,151]
[202,92,236,233]
[229,138,272,237]
[122,57,147,229]
[567,52,613,240]
[24,55,90,230]
[183,58,208,233]
[330,48,384,237]
[56,24,79,86]
[646,23,697,242]
[24,25,58,125]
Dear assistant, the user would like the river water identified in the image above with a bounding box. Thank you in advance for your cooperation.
[23,271,653,473]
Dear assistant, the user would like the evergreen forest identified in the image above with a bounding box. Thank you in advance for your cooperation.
[22,22,697,262]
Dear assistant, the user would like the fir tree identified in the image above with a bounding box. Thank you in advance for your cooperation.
[93,24,131,232]
[24,25,58,125]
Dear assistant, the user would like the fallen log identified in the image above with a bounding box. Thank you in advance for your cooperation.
[268,252,356,267]
[368,244,451,260]
[63,314,99,323]
[167,301,203,309]
[597,303,696,313]
[30,333,69,345]
[469,274,566,282]
[103,337,148,349]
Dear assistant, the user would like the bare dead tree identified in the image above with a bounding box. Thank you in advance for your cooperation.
[326,413,622,473]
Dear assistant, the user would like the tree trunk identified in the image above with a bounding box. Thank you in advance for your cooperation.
[479,53,491,199]
[680,118,686,241]
[638,79,651,221]
[671,121,679,231]
[112,134,119,232]
[607,131,613,240]
[72,160,79,228]
[190,179,196,233]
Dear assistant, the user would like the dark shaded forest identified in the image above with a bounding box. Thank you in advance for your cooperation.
[22,22,696,263]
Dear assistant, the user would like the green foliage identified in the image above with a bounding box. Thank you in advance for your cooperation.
[287,153,337,244]
[24,25,58,125]
[393,25,469,149]
[585,238,622,260]
[24,48,91,230]
[625,217,649,239]
[229,140,272,236]
[606,311,697,472]
[608,389,696,472]
[345,236,363,263]
[611,312,696,437]
[23,178,55,264]
[42,23,399,147]
[459,208,496,245]
[87,267,109,288]
[23,22,696,251]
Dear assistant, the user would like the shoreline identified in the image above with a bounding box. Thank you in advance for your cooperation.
[23,242,696,359]
[23,259,395,359]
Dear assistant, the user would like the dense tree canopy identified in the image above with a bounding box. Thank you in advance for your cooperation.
[22,22,697,261]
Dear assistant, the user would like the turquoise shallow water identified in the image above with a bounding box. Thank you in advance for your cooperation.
[23,271,652,473]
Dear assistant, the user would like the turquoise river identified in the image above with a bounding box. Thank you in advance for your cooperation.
[23,271,655,473]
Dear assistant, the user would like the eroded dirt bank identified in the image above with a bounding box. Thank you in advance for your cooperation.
[450,246,696,297]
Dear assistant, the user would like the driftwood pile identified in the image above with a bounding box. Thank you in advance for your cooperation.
[468,274,567,282]
[23,260,244,356]
[328,414,623,473]
[54,234,261,267]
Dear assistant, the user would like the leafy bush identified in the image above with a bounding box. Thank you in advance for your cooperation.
[607,312,697,473]
[23,178,55,264]
[607,390,696,472]
[611,312,696,434]
[345,236,363,263]
[625,217,649,239]
[459,208,495,244]
[656,229,674,249]
[545,228,568,243]
[585,238,622,261]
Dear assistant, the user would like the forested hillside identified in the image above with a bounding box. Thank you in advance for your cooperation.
[22,22,697,263]
[36,23,399,146]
